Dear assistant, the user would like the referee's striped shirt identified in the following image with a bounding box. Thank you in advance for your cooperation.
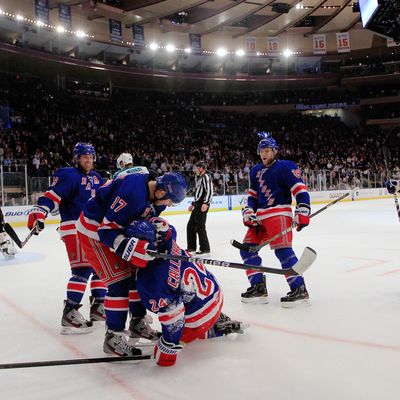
[194,173,213,205]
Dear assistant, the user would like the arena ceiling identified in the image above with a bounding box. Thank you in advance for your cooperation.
[62,0,362,38]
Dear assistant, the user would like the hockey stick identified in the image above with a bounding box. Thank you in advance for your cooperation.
[149,246,317,277]
[382,130,400,223]
[231,192,350,253]
[0,354,151,370]
[4,223,35,249]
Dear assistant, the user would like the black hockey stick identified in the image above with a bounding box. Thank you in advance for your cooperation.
[382,130,400,223]
[149,246,317,277]
[0,354,151,370]
[4,223,35,249]
[231,192,350,253]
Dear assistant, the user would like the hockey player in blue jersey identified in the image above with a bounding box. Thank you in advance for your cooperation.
[27,143,107,334]
[127,217,246,367]
[240,132,311,307]
[76,171,188,357]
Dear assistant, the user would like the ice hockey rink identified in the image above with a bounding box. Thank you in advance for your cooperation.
[0,198,399,400]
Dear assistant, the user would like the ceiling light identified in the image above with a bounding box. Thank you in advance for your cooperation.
[165,44,175,52]
[216,47,227,57]
[149,42,158,50]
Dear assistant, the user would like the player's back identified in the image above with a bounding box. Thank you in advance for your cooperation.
[82,172,150,223]
[136,241,220,314]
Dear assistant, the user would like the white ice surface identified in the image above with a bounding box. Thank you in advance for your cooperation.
[0,198,399,400]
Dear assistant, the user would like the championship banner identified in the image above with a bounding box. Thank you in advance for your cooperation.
[132,25,145,47]
[109,19,122,43]
[267,37,279,56]
[246,37,256,54]
[58,4,72,29]
[313,34,326,55]
[189,33,202,54]
[387,38,400,47]
[336,32,350,53]
[35,0,49,24]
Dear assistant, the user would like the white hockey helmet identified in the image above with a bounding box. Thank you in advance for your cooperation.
[116,153,133,169]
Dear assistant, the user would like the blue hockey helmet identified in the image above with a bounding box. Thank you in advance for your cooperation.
[73,142,96,160]
[257,131,279,153]
[125,220,157,247]
[156,172,187,204]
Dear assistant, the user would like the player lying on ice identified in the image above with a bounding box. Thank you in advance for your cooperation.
[129,217,248,367]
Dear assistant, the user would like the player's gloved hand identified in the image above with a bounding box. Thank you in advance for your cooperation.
[27,205,48,235]
[149,217,170,244]
[116,237,156,268]
[242,206,258,227]
[294,203,311,231]
[386,179,400,195]
[154,336,183,367]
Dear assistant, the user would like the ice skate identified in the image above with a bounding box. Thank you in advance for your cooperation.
[104,330,142,357]
[60,301,93,335]
[214,313,249,335]
[129,315,161,342]
[280,284,310,308]
[89,296,106,322]
[241,276,268,304]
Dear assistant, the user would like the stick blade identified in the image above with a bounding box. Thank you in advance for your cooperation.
[230,239,249,251]
[4,223,23,248]
[292,247,317,275]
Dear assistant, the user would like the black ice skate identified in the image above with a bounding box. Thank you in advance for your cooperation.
[214,313,248,335]
[104,330,142,357]
[241,276,268,304]
[89,296,106,322]
[129,315,161,342]
[60,301,93,335]
[280,284,310,308]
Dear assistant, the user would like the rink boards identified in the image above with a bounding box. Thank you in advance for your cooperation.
[3,187,392,227]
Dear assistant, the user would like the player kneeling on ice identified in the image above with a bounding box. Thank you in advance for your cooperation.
[77,171,187,357]
[130,217,247,367]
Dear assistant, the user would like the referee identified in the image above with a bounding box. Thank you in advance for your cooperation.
[186,161,213,255]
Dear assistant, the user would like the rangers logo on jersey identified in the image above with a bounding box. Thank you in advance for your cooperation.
[292,169,302,179]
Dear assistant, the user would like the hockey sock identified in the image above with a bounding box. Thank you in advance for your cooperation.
[89,272,106,303]
[240,246,263,285]
[104,278,130,332]
[275,248,304,290]
[66,267,92,306]
[128,275,146,318]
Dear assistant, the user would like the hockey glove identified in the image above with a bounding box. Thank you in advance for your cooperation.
[115,237,156,268]
[27,206,48,235]
[386,179,400,195]
[242,206,258,227]
[154,336,183,367]
[149,217,170,244]
[294,203,311,231]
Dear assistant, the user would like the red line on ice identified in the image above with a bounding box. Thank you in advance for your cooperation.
[247,320,400,351]
[0,291,148,400]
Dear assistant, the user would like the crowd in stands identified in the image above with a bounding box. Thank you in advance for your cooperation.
[0,74,399,198]
[70,82,400,107]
